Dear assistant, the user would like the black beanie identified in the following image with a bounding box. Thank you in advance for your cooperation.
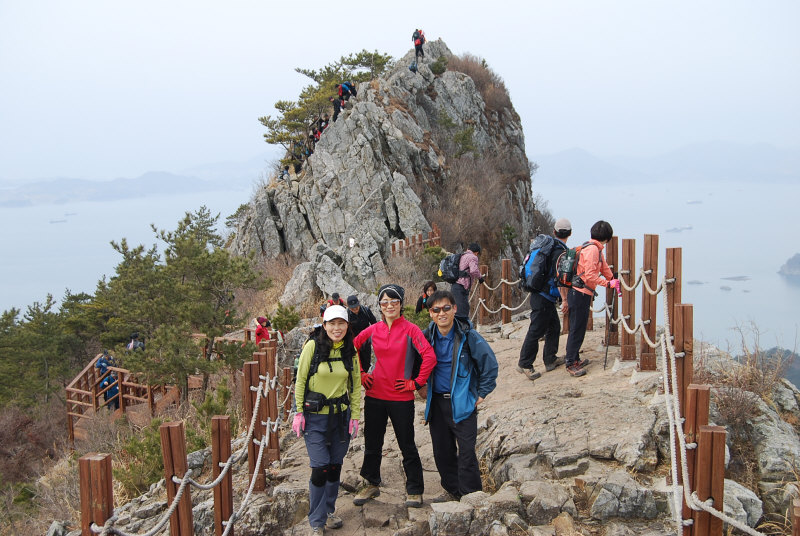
[377,284,405,302]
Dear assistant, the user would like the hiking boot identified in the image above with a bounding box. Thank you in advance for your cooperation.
[310,527,324,536]
[353,484,380,505]
[326,513,343,529]
[566,364,587,377]
[430,491,459,503]
[516,365,541,381]
[577,358,591,369]
[405,494,423,508]
[545,356,565,372]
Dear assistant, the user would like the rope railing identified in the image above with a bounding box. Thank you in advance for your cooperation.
[84,339,300,536]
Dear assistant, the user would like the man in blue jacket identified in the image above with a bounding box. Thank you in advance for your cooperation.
[423,290,498,501]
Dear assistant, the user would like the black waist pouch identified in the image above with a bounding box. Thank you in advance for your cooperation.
[303,390,328,413]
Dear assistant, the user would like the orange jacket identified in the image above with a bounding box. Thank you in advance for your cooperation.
[574,239,613,296]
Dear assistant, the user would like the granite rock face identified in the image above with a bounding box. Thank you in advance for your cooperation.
[229,40,535,303]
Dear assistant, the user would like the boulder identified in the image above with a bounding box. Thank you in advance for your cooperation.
[429,501,474,536]
[589,470,658,520]
[723,478,762,529]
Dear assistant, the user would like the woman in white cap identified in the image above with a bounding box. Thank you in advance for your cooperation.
[351,284,437,508]
[292,305,362,535]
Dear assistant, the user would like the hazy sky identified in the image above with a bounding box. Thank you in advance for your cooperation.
[1,0,798,181]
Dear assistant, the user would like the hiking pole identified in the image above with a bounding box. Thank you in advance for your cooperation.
[603,297,616,370]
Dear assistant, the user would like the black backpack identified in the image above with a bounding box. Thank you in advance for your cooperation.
[413,30,421,41]
[302,335,355,412]
[438,253,468,283]
[519,234,557,292]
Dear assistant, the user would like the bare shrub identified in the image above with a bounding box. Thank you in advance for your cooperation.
[235,253,300,319]
[447,53,511,112]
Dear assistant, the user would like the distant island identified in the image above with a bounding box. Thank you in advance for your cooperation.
[779,253,800,278]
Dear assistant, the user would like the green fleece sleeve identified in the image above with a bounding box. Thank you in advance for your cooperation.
[294,340,315,413]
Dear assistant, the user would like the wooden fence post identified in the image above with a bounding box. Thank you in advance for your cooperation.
[212,416,233,536]
[606,236,619,345]
[681,384,711,535]
[620,238,637,360]
[242,361,265,491]
[692,425,726,535]
[792,498,800,536]
[640,234,659,371]
[265,340,281,464]
[501,259,511,324]
[281,367,294,419]
[673,304,694,413]
[159,422,193,536]
[79,453,113,536]
[478,264,488,326]
[666,248,683,339]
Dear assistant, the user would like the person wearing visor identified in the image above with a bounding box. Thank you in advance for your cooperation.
[292,305,362,534]
[352,284,437,508]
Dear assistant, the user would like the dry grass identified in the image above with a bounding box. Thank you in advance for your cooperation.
[447,53,512,112]
[235,253,305,320]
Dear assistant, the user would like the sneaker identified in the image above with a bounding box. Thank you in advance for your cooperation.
[430,491,459,503]
[566,364,587,377]
[405,494,423,508]
[516,366,541,381]
[326,513,343,529]
[545,356,565,372]
[353,484,380,505]
[577,358,591,369]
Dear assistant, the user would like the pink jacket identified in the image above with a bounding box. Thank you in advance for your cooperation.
[574,239,613,296]
[456,250,481,289]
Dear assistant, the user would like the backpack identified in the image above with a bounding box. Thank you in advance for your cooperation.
[302,334,355,408]
[409,60,418,73]
[438,253,467,283]
[413,30,421,41]
[555,241,597,288]
[519,234,556,293]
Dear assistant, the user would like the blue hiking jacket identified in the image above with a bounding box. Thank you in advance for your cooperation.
[422,318,498,423]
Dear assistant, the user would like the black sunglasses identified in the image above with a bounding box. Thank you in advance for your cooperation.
[430,305,453,314]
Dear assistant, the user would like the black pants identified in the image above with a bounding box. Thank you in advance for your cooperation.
[519,293,561,369]
[451,283,470,322]
[428,394,481,497]
[415,45,424,59]
[360,396,424,494]
[565,289,592,366]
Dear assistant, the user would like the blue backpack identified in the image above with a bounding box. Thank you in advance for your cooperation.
[519,234,556,293]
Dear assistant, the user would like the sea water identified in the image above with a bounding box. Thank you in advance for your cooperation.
[0,189,250,313]
[532,178,800,351]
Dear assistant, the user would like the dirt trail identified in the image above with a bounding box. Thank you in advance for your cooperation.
[281,316,632,535]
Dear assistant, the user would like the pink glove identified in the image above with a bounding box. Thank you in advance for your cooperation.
[394,379,419,392]
[608,278,621,295]
[292,413,305,437]
[349,419,359,438]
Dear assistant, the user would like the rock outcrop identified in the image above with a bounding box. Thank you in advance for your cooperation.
[229,40,535,303]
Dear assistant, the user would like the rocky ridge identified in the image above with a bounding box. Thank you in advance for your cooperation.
[54,317,800,536]
[228,40,536,306]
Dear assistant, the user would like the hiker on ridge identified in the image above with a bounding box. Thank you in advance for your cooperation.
[336,81,357,101]
[352,284,436,509]
[451,243,484,323]
[330,96,344,122]
[255,316,271,345]
[516,218,571,381]
[564,220,620,378]
[422,289,498,501]
[292,305,361,535]
[412,28,426,60]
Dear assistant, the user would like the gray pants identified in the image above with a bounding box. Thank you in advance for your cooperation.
[304,411,350,528]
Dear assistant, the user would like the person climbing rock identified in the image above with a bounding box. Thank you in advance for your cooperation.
[412,28,426,60]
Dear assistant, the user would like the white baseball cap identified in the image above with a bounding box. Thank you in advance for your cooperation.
[323,305,349,323]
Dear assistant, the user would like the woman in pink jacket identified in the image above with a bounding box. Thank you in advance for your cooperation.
[564,221,620,377]
[351,284,436,508]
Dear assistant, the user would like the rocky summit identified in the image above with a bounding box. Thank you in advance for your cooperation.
[228,40,536,305]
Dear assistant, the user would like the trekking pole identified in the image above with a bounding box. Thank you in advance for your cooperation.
[603,297,616,370]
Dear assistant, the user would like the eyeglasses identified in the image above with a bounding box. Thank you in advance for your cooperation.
[430,305,453,314]
[379,299,401,307]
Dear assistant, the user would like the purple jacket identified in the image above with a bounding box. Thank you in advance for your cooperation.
[456,250,481,289]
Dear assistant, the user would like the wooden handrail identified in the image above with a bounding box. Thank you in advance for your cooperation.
[67,354,102,390]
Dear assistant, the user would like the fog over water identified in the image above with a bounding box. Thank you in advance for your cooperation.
[533,177,800,351]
